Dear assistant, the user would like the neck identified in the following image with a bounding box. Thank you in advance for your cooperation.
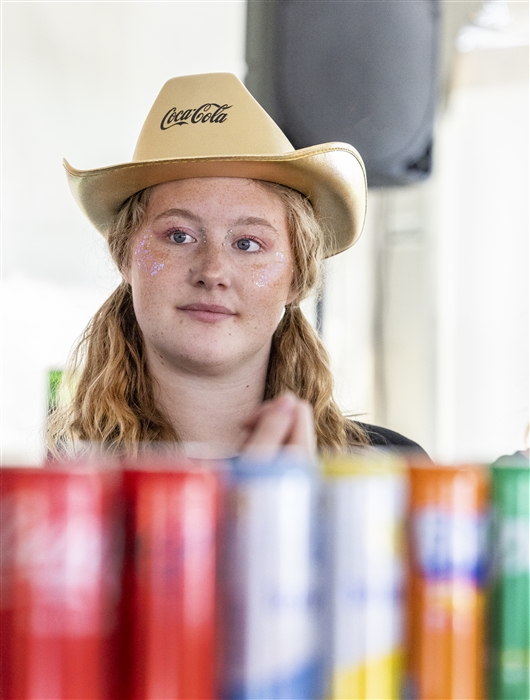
[147,351,270,458]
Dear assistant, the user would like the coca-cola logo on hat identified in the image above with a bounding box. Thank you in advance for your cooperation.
[160,103,232,130]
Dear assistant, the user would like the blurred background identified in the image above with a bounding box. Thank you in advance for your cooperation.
[1,0,528,465]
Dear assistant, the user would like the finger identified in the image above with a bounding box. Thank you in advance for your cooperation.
[241,394,296,457]
[287,400,317,455]
[241,402,274,430]
[242,392,296,430]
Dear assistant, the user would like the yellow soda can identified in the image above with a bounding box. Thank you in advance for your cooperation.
[322,452,407,699]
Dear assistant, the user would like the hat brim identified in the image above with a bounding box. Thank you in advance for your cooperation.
[64,143,366,257]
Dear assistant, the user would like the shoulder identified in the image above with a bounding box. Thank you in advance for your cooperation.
[351,421,432,460]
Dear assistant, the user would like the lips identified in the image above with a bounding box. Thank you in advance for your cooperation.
[177,303,236,322]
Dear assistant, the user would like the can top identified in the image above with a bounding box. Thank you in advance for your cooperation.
[123,454,229,474]
[409,463,489,511]
[232,450,317,479]
[491,452,529,471]
[322,450,406,478]
[43,452,119,473]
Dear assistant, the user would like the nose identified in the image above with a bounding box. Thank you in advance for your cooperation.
[188,239,231,289]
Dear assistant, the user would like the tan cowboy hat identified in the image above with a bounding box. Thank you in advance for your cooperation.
[64,72,367,257]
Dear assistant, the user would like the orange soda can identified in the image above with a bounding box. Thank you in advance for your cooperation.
[405,462,488,700]
[121,457,221,700]
[0,461,123,700]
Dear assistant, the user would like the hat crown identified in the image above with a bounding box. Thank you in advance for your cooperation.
[133,73,294,161]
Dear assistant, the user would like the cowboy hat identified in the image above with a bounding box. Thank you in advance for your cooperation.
[64,72,367,257]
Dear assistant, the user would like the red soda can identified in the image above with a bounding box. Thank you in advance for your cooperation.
[121,456,221,700]
[405,462,488,700]
[0,461,123,700]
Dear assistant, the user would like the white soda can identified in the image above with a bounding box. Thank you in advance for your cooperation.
[218,453,324,700]
[323,453,406,700]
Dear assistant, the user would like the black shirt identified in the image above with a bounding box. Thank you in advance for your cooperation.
[353,421,431,460]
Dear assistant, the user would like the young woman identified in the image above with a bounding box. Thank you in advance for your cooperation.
[48,73,426,459]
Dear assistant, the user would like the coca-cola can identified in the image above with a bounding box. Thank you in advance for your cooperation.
[0,460,123,700]
[121,456,222,700]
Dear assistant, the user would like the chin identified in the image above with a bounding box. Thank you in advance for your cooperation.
[175,341,270,377]
[165,346,244,375]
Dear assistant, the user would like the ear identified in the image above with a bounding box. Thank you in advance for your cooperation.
[121,247,135,286]
[122,265,132,285]
[286,287,298,306]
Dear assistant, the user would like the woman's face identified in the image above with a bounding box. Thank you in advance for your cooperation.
[126,177,296,375]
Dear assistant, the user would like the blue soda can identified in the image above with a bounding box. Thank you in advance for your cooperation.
[322,453,407,700]
[218,452,324,700]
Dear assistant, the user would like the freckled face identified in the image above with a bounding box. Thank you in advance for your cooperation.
[126,178,296,375]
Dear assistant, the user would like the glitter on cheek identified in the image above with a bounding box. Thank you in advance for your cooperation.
[134,233,166,276]
[250,251,290,288]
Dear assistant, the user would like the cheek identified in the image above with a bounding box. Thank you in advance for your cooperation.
[130,234,174,321]
[248,251,293,292]
[133,232,168,277]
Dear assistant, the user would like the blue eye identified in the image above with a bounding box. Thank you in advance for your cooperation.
[236,238,260,252]
[170,230,194,244]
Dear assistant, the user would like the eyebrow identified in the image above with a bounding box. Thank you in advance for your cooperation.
[153,210,279,233]
[153,208,203,224]
[232,216,278,232]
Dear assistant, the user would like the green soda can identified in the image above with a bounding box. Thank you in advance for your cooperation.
[488,454,530,699]
[47,368,63,414]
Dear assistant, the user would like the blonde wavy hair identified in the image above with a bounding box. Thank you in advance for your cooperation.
[47,180,368,456]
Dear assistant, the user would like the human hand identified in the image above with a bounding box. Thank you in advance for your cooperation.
[240,392,317,459]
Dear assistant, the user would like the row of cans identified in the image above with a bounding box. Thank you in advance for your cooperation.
[1,452,528,699]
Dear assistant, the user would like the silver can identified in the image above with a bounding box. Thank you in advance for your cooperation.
[218,453,324,700]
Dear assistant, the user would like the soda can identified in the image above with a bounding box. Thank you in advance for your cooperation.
[405,462,488,700]
[322,452,406,700]
[488,454,530,700]
[121,456,221,700]
[218,453,323,700]
[0,459,123,700]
